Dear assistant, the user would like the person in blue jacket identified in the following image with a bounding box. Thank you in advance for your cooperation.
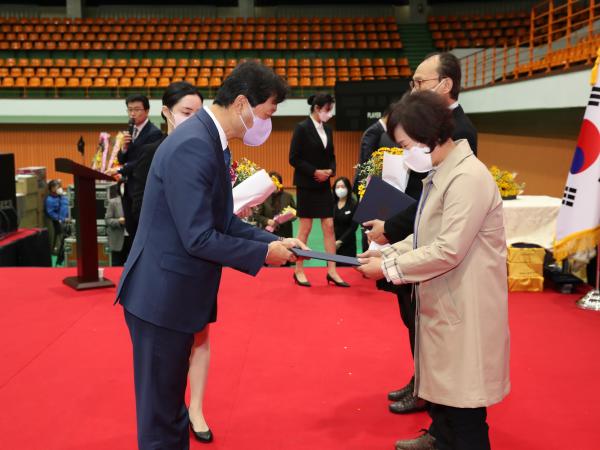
[45,179,69,264]
[115,61,307,450]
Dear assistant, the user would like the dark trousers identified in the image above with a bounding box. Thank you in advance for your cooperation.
[124,309,194,450]
[396,284,416,357]
[112,235,132,266]
[429,404,490,450]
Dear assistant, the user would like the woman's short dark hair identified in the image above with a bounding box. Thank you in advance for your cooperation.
[213,61,289,107]
[269,171,283,185]
[161,81,203,121]
[308,92,334,112]
[47,179,60,192]
[332,176,354,204]
[387,90,454,150]
[125,93,150,110]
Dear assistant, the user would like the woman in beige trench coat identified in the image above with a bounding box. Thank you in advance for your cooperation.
[358,91,510,450]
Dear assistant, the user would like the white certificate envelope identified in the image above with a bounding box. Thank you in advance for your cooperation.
[232,169,276,214]
[382,153,409,192]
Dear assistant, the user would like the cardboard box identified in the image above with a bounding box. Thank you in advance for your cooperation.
[20,210,38,228]
[23,193,38,211]
[15,193,26,219]
[17,166,47,190]
[507,247,545,264]
[508,275,544,292]
[508,262,544,278]
[15,175,38,194]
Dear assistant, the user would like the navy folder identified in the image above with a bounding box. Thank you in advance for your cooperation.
[291,248,361,266]
[352,176,417,224]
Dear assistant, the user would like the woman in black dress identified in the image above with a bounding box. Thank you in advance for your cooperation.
[289,92,349,287]
[333,177,358,264]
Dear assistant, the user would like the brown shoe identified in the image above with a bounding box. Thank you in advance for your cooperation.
[395,430,435,450]
[388,376,415,401]
[389,395,427,414]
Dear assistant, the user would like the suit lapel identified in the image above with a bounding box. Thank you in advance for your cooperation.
[196,108,230,205]
[306,118,325,149]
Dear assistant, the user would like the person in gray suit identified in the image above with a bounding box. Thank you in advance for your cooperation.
[105,192,129,266]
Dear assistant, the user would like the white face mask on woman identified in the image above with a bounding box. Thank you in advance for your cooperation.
[404,145,434,173]
[318,110,334,123]
[169,110,193,129]
[335,187,348,199]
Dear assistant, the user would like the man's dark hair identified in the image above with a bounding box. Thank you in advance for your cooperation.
[161,81,203,121]
[126,93,150,110]
[213,61,289,107]
[387,90,455,151]
[424,52,461,100]
[307,92,334,112]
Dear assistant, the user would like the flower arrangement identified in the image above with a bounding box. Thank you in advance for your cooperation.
[231,157,261,186]
[355,147,404,198]
[271,175,283,191]
[91,131,124,174]
[231,157,279,214]
[265,206,297,232]
[489,166,525,199]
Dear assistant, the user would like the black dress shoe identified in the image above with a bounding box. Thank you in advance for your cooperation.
[189,422,213,443]
[293,272,311,287]
[388,376,415,401]
[389,395,427,414]
[395,430,435,450]
[326,273,350,287]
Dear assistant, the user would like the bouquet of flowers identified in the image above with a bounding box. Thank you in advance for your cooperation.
[266,206,297,232]
[489,165,525,199]
[231,157,279,214]
[91,131,124,174]
[355,147,404,198]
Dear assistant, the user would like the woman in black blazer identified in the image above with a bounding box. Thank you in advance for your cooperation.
[289,92,349,287]
[333,177,358,264]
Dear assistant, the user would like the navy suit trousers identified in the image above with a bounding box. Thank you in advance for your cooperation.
[124,309,194,450]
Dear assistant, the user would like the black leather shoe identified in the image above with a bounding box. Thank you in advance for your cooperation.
[326,273,350,287]
[189,422,213,443]
[395,430,435,450]
[389,395,427,414]
[293,272,311,287]
[388,376,415,401]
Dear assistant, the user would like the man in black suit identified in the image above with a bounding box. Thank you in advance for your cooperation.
[116,94,163,239]
[363,52,479,450]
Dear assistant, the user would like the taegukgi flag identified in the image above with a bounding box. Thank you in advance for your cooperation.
[553,54,600,261]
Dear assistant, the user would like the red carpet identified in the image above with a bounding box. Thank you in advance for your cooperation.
[0,267,599,450]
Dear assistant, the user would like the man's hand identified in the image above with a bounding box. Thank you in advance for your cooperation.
[118,217,125,225]
[363,219,389,245]
[356,256,385,280]
[265,241,293,266]
[280,238,309,251]
[236,207,253,219]
[357,249,382,258]
[106,166,121,176]
[313,169,330,182]
[122,131,132,150]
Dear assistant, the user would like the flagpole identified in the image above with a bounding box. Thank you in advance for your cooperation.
[576,244,600,311]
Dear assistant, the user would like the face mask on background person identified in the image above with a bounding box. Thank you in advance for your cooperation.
[239,102,272,146]
[169,110,193,129]
[318,109,334,123]
[335,187,348,199]
[56,187,64,195]
[404,145,434,173]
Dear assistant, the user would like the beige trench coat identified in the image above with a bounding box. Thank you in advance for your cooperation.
[381,140,510,408]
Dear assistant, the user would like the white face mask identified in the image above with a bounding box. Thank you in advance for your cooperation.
[168,110,192,129]
[240,102,272,147]
[318,110,334,123]
[335,187,348,199]
[404,145,433,173]
[56,187,64,195]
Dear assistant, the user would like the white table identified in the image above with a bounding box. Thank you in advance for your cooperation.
[502,195,562,249]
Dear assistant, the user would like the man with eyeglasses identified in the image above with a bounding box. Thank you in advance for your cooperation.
[363,52,478,450]
[117,94,163,239]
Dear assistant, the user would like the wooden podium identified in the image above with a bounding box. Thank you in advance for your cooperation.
[56,158,115,290]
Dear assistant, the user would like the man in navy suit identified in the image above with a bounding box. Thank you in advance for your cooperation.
[116,62,306,450]
[116,94,164,238]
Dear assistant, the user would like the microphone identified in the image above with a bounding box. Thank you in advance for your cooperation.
[128,118,136,138]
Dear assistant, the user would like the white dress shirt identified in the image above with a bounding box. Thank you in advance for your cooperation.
[309,115,328,148]
[204,106,228,151]
[132,118,148,141]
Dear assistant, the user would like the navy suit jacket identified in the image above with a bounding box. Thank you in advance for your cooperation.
[116,108,278,333]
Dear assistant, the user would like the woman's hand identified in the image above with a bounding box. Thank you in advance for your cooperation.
[335,240,342,250]
[356,256,385,280]
[313,169,330,182]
